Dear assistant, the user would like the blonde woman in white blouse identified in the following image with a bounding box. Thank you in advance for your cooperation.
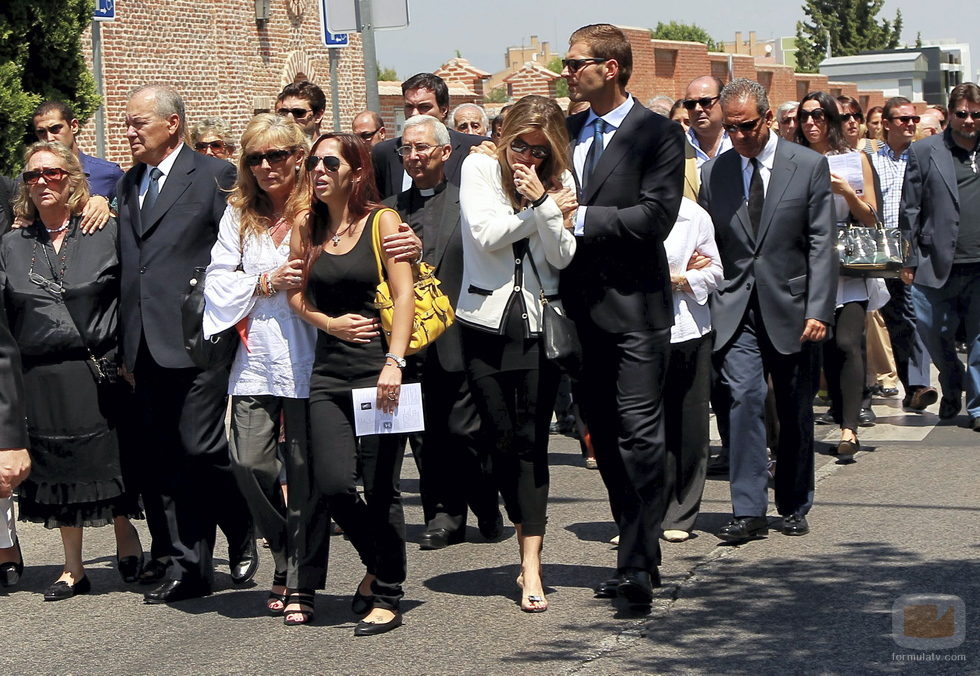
[457,95,577,613]
[203,114,315,615]
[661,197,723,542]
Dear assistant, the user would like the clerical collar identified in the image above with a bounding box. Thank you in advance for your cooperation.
[419,187,435,197]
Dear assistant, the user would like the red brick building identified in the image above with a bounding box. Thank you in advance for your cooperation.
[503,62,562,100]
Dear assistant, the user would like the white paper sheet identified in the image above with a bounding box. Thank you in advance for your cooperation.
[827,153,865,196]
[351,382,425,436]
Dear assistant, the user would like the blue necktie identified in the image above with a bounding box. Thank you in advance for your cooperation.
[583,118,606,191]
[142,167,163,216]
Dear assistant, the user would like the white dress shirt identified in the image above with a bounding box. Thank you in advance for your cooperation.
[138,142,184,208]
[664,198,723,343]
[738,130,779,198]
[687,127,732,168]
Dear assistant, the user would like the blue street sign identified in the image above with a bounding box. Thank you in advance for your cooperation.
[94,0,115,22]
[319,0,349,48]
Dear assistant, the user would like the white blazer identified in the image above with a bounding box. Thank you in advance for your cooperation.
[457,153,577,333]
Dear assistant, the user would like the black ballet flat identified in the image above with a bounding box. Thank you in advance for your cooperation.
[117,551,145,584]
[44,575,91,601]
[0,539,24,588]
[351,588,374,615]
[354,611,402,636]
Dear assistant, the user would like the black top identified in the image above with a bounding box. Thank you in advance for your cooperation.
[306,210,385,385]
[0,216,119,359]
[948,140,980,263]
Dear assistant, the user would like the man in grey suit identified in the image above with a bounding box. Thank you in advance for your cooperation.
[900,82,980,430]
[699,79,837,542]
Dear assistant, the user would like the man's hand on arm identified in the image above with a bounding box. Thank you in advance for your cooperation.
[78,195,112,234]
[381,223,422,263]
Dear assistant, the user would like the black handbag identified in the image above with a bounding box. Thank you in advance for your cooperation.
[837,206,908,278]
[522,243,582,375]
[181,266,238,370]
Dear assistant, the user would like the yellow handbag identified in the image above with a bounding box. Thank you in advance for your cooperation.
[370,208,455,355]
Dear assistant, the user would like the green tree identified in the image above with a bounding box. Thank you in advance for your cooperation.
[650,21,719,51]
[378,65,399,81]
[795,0,903,73]
[0,1,100,175]
[483,87,508,104]
[546,56,569,98]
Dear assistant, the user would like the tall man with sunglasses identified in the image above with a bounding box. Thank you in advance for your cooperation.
[900,83,980,431]
[116,85,254,603]
[561,24,684,607]
[699,79,836,542]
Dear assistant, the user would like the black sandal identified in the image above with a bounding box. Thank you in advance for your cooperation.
[283,590,315,626]
[267,570,288,616]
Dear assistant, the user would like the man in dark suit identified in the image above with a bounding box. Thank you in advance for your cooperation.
[0,317,29,500]
[901,82,980,430]
[699,78,837,542]
[560,24,684,607]
[372,73,483,199]
[117,85,253,603]
[381,115,501,549]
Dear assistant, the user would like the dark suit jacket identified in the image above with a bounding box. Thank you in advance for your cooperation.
[561,101,685,333]
[373,129,483,199]
[383,183,465,372]
[900,130,963,288]
[0,313,27,448]
[0,176,15,237]
[699,137,837,355]
[116,145,236,370]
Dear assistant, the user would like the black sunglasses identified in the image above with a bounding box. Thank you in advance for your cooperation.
[682,96,719,111]
[888,115,921,124]
[798,109,827,122]
[953,110,980,120]
[244,148,294,167]
[840,112,863,122]
[722,117,763,134]
[510,139,551,160]
[195,140,229,151]
[276,107,311,119]
[22,167,69,184]
[305,155,342,172]
[561,57,607,74]
[357,128,382,140]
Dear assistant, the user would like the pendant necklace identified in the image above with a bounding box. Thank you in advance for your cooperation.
[329,221,356,246]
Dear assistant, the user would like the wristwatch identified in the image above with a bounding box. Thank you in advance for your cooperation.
[384,352,406,369]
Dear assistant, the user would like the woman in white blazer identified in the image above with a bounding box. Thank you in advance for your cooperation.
[457,95,577,613]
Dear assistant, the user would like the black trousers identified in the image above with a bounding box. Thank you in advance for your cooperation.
[306,382,406,611]
[823,300,868,431]
[663,333,712,533]
[467,360,560,537]
[133,341,251,586]
[575,325,670,574]
[415,357,498,533]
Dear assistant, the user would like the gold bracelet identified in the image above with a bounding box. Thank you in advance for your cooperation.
[326,317,332,334]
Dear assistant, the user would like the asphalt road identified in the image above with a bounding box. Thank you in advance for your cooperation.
[1,391,977,675]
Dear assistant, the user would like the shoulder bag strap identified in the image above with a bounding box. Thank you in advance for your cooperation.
[370,207,401,283]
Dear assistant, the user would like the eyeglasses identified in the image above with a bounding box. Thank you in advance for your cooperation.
[305,155,342,172]
[722,117,763,135]
[798,109,827,123]
[953,110,980,120]
[22,167,69,185]
[682,96,720,111]
[357,129,382,141]
[245,148,295,166]
[276,107,311,119]
[195,140,230,151]
[840,112,863,122]
[28,271,65,296]
[510,139,551,160]
[561,57,607,74]
[395,143,440,157]
[888,115,920,124]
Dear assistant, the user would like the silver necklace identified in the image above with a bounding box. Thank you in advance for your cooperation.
[329,221,355,246]
[44,220,71,234]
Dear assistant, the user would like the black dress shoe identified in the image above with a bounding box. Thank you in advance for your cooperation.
[593,575,625,599]
[144,579,212,604]
[706,454,730,476]
[939,396,962,420]
[0,539,24,588]
[354,611,403,636]
[138,559,168,585]
[971,416,980,432]
[858,407,876,427]
[478,512,504,540]
[117,552,144,584]
[878,386,899,398]
[618,569,658,607]
[717,516,769,542]
[814,411,839,425]
[44,575,91,601]
[418,528,463,550]
[230,538,259,585]
[781,513,810,536]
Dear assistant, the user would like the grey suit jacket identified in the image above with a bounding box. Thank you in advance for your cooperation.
[699,137,837,355]
[899,130,963,288]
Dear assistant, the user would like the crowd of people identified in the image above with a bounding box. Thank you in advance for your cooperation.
[1,22,978,638]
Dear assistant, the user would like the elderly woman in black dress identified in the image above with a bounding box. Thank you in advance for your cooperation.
[0,141,142,600]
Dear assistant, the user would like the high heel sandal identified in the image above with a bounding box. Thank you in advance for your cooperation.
[0,539,24,588]
[283,589,315,626]
[267,570,288,616]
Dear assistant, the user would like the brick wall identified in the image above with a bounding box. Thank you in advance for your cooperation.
[434,58,490,98]
[503,63,560,99]
[78,0,366,167]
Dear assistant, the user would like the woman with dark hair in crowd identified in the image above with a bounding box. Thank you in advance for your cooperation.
[0,141,142,599]
[203,113,314,616]
[837,96,879,153]
[456,95,577,613]
[796,91,886,462]
[669,98,691,131]
[287,132,414,635]
[865,106,884,142]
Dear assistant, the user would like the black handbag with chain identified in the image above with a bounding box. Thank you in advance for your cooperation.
[521,241,582,375]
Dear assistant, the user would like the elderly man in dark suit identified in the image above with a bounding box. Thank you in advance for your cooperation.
[0,314,29,585]
[382,114,501,550]
[117,85,253,603]
[901,83,980,431]
[699,78,837,542]
[372,73,483,199]
[560,24,685,607]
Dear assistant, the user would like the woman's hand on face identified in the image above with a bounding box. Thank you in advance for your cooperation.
[270,258,304,291]
[513,163,545,202]
[329,313,381,343]
[376,364,403,414]
[549,187,578,218]
[78,195,112,234]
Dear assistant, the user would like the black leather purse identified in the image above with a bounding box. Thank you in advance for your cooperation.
[181,266,238,370]
[522,244,582,375]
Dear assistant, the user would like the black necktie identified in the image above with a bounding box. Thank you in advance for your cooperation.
[582,118,606,192]
[142,167,163,216]
[748,158,764,234]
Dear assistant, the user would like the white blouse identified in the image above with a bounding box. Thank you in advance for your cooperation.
[204,206,316,398]
[664,198,723,344]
